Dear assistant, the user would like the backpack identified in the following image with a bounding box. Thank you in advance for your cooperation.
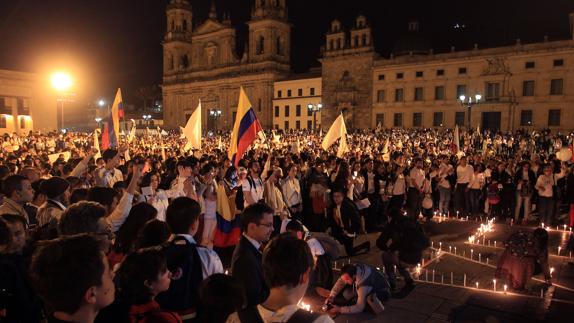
[314,235,341,260]
[155,236,203,313]
[487,183,501,205]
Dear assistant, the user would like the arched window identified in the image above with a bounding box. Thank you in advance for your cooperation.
[257,36,265,55]
[336,38,341,49]
[329,39,334,50]
[182,19,187,31]
[170,19,174,31]
[168,54,174,70]
[180,54,189,69]
[276,36,282,55]
[362,34,367,46]
[354,35,359,47]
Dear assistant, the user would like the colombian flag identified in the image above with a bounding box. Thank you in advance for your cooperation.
[228,87,263,166]
[101,89,122,149]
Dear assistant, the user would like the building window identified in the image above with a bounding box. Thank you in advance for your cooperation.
[548,109,561,126]
[377,90,385,103]
[376,113,384,127]
[20,117,26,129]
[436,69,445,76]
[277,90,282,98]
[0,98,10,115]
[522,80,535,96]
[393,113,403,127]
[298,88,303,96]
[285,105,290,117]
[378,74,385,81]
[0,115,6,128]
[485,82,500,101]
[553,59,564,67]
[257,36,265,55]
[307,120,312,129]
[550,79,563,95]
[296,120,300,129]
[525,61,535,69]
[17,98,30,115]
[520,110,533,126]
[458,67,467,74]
[287,90,292,97]
[396,72,404,79]
[310,88,315,95]
[307,107,312,117]
[413,112,422,127]
[258,98,262,111]
[296,105,301,117]
[416,71,423,78]
[456,84,466,99]
[284,121,289,129]
[414,87,424,101]
[433,112,443,127]
[275,124,279,129]
[434,86,445,100]
[395,88,404,102]
[455,112,465,126]
[274,106,279,117]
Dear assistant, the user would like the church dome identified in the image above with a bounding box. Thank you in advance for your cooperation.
[392,20,430,56]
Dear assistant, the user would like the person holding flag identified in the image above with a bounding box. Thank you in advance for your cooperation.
[228,87,263,167]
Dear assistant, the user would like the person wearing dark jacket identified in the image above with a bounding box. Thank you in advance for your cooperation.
[360,160,382,232]
[231,202,274,312]
[327,188,370,257]
[513,161,537,224]
[566,166,574,228]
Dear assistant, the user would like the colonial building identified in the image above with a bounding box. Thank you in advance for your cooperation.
[321,13,574,131]
[162,0,290,130]
[0,69,57,135]
[272,72,322,130]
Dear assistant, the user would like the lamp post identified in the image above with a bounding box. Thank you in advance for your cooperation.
[143,114,152,127]
[95,117,102,128]
[51,72,73,130]
[307,103,323,132]
[458,94,481,130]
[209,109,222,132]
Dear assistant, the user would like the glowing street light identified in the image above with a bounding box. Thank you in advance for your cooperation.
[98,99,106,107]
[51,72,73,91]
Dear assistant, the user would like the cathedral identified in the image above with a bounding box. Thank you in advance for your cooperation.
[162,0,290,130]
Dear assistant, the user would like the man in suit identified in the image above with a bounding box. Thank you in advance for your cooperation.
[360,159,382,232]
[231,202,274,309]
[327,187,370,257]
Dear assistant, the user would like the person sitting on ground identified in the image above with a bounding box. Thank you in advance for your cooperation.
[495,228,551,290]
[325,263,390,316]
[115,247,182,323]
[29,234,115,323]
[227,233,334,323]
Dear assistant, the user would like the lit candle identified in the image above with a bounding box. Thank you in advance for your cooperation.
[494,241,497,248]
[449,246,452,253]
[550,267,555,277]
[558,247,562,256]
[504,284,508,293]
[476,282,479,289]
[457,211,459,219]
[540,289,544,298]
[432,241,434,248]
[425,269,428,281]
[394,265,397,274]
[479,253,482,262]
[441,274,444,284]
[564,224,567,231]
[471,249,474,260]
[488,240,491,246]
[486,258,489,265]
[493,279,496,292]
[439,242,442,249]
[454,246,457,255]
[464,274,466,287]
[451,272,453,285]
[432,269,435,282]
[541,222,545,228]
[225,270,229,275]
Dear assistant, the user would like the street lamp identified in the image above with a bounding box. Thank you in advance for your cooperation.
[307,103,323,131]
[209,109,222,131]
[51,72,73,130]
[95,117,102,128]
[98,99,105,107]
[143,114,152,127]
[458,94,481,130]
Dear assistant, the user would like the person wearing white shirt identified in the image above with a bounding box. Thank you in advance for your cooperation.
[536,165,556,225]
[95,148,124,188]
[282,165,303,221]
[468,164,485,216]
[438,156,454,215]
[242,161,264,208]
[406,158,425,219]
[455,157,474,216]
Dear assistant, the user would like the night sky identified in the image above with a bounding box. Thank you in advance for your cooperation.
[0,0,572,106]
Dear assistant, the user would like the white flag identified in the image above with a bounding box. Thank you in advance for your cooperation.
[337,134,349,158]
[322,114,347,150]
[93,130,101,159]
[182,100,202,150]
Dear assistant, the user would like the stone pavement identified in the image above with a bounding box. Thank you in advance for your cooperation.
[304,218,574,322]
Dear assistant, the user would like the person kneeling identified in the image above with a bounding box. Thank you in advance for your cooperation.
[325,263,390,315]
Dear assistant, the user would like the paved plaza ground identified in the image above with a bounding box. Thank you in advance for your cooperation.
[302,218,574,322]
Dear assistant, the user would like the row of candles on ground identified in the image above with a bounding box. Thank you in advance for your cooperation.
[433,210,481,222]
[541,222,573,233]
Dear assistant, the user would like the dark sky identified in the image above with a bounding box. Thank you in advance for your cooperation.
[0,0,572,106]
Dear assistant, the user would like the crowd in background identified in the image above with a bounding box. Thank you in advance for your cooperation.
[0,126,573,322]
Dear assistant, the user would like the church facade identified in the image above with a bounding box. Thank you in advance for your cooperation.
[162,0,290,130]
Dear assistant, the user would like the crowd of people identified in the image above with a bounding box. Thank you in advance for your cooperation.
[0,126,573,323]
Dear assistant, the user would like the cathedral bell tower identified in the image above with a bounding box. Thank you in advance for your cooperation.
[163,0,193,75]
[247,0,290,66]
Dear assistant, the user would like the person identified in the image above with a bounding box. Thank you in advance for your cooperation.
[227,233,334,323]
[407,158,425,220]
[566,165,574,228]
[108,203,158,268]
[535,164,556,225]
[200,164,218,249]
[263,168,289,235]
[197,274,246,323]
[96,148,125,188]
[282,164,303,222]
[136,219,171,249]
[0,174,35,225]
[455,156,473,216]
[360,159,382,232]
[327,188,370,257]
[115,247,182,323]
[231,202,274,312]
[156,196,223,321]
[495,228,551,290]
[140,171,170,221]
[437,156,454,215]
[0,214,43,322]
[35,176,71,239]
[242,160,264,208]
[285,219,334,295]
[169,159,194,198]
[468,164,485,217]
[58,201,114,252]
[514,161,536,224]
[324,263,390,315]
[29,234,115,323]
